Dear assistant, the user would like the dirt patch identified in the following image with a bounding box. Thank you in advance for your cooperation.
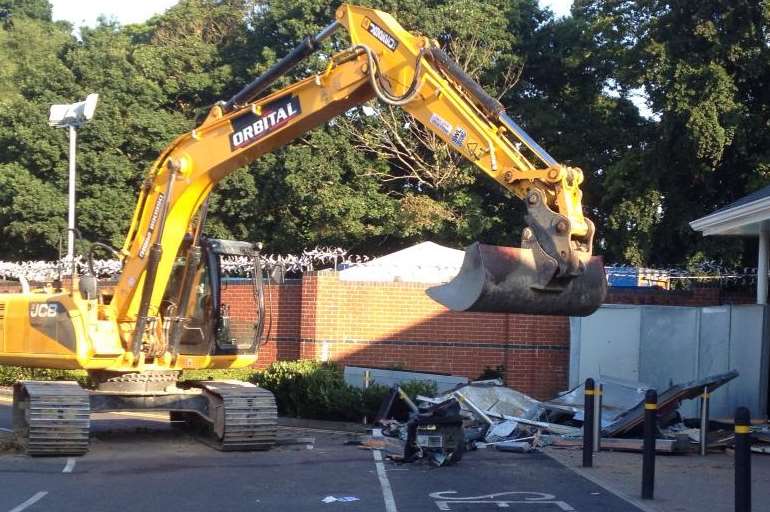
[0,431,18,453]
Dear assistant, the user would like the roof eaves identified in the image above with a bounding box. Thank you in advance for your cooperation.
[690,195,770,235]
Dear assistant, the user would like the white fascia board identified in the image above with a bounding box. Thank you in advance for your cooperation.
[690,195,770,236]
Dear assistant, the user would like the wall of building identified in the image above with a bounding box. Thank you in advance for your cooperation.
[1,274,758,401]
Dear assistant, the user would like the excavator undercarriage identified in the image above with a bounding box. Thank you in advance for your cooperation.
[13,375,277,456]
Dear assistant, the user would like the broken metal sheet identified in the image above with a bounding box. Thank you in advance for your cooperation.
[546,375,652,427]
[496,414,581,437]
[604,370,739,437]
[453,391,495,425]
[485,420,518,442]
[434,380,543,421]
[495,441,532,453]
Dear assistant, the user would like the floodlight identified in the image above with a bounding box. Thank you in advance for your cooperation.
[48,93,99,128]
[48,93,99,260]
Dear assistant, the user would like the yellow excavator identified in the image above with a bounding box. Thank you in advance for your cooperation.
[0,4,606,456]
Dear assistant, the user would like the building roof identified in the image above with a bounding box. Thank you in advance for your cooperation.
[690,184,770,236]
[337,241,464,283]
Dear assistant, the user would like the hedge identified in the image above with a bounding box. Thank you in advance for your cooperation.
[0,361,436,422]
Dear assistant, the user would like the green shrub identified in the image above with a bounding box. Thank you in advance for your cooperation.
[0,361,440,423]
[253,361,438,422]
[0,366,88,386]
[399,379,438,400]
[179,368,257,382]
[254,361,359,419]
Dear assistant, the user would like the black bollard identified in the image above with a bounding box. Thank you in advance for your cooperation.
[583,378,595,468]
[734,407,751,512]
[641,389,657,500]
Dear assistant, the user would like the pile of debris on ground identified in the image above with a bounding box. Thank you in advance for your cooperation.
[364,370,768,467]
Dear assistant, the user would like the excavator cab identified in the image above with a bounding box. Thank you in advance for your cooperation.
[164,237,265,357]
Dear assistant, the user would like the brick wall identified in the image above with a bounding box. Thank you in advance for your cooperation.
[1,275,758,400]
[221,280,302,368]
[260,273,569,399]
[220,275,757,399]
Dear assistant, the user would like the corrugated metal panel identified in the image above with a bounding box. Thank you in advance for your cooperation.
[571,304,769,419]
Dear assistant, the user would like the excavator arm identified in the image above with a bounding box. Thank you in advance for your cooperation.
[113,4,606,362]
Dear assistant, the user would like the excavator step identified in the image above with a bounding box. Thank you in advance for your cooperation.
[13,381,90,456]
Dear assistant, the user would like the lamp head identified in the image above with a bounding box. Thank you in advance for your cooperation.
[48,93,99,128]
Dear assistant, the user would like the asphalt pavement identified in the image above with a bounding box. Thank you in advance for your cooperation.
[0,394,645,512]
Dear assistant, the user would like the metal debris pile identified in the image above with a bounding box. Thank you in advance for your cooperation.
[370,370,745,466]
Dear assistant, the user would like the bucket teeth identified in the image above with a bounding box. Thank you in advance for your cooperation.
[427,243,607,317]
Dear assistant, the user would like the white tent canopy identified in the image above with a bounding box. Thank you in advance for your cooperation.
[338,241,464,284]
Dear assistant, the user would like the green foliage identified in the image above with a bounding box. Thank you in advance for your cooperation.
[397,379,437,400]
[179,367,257,382]
[254,360,363,420]
[573,0,770,267]
[2,0,770,268]
[0,365,88,386]
[0,360,438,421]
[253,360,437,421]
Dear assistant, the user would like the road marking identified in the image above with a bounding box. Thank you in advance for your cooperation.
[0,427,12,433]
[8,492,47,512]
[371,430,398,512]
[429,491,575,511]
[62,457,76,473]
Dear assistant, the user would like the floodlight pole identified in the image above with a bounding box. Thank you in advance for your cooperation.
[67,124,77,260]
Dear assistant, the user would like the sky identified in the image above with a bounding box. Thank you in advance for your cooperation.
[48,1,656,116]
[50,0,574,28]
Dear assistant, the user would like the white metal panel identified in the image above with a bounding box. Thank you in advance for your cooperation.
[728,305,770,417]
[573,305,641,386]
[639,306,699,417]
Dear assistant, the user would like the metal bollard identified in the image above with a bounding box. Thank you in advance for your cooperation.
[582,378,595,468]
[641,389,657,500]
[363,370,371,424]
[700,386,710,456]
[734,406,751,512]
[593,383,603,453]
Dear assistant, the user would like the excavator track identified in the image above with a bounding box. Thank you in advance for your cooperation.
[179,380,277,451]
[13,381,90,456]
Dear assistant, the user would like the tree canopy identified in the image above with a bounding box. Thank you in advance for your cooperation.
[1,0,768,268]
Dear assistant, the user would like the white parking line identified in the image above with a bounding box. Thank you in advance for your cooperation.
[0,427,12,433]
[371,430,398,512]
[62,458,76,473]
[8,491,47,512]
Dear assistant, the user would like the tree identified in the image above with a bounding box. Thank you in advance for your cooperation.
[574,0,770,267]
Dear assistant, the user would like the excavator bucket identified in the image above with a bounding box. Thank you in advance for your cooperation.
[426,243,607,317]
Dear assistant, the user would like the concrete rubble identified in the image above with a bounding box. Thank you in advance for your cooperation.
[365,369,770,466]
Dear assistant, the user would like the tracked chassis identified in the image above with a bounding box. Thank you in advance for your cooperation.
[12,379,277,456]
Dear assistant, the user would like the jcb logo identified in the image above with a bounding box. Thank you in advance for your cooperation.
[30,303,58,318]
